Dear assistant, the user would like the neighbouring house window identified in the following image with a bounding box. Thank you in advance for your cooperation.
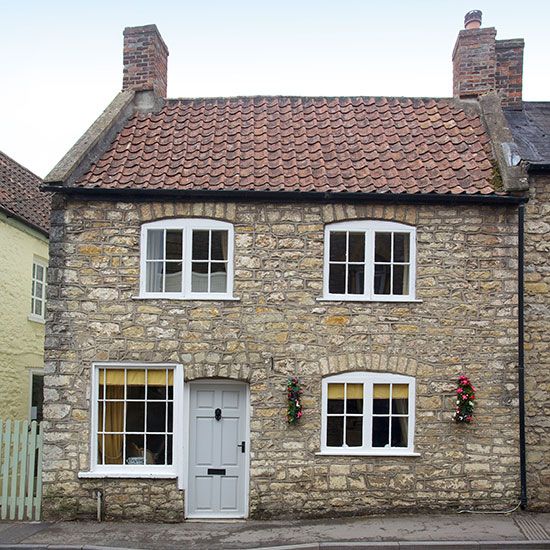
[140,219,234,299]
[92,364,182,473]
[30,372,44,422]
[322,221,416,301]
[320,372,416,455]
[30,258,47,321]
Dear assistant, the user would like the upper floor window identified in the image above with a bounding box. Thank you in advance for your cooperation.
[139,219,234,300]
[320,372,416,455]
[322,221,416,301]
[30,258,47,322]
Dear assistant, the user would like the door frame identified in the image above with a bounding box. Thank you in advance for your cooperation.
[183,379,250,519]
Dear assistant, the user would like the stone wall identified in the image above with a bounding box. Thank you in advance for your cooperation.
[43,196,523,520]
[524,174,550,510]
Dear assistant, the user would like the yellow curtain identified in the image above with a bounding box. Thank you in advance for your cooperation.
[99,369,174,386]
[99,387,124,464]
[327,383,408,399]
[373,383,408,399]
[328,383,363,399]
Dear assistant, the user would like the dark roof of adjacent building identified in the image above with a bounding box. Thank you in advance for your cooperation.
[505,102,550,168]
[75,96,499,196]
[0,151,49,235]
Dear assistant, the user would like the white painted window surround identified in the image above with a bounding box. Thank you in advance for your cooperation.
[319,372,418,456]
[139,219,235,300]
[322,220,417,302]
[79,362,184,480]
[29,257,47,322]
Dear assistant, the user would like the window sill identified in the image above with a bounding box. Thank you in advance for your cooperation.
[316,451,420,457]
[79,470,177,479]
[317,297,423,303]
[132,295,240,302]
[28,314,45,324]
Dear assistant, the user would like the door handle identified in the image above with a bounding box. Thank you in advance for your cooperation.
[237,441,245,453]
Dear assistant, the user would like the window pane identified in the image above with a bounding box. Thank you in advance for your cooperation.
[36,264,44,280]
[348,264,365,294]
[146,434,166,465]
[147,402,166,432]
[36,282,43,297]
[348,233,365,262]
[326,416,344,447]
[327,384,344,413]
[165,230,183,260]
[147,382,166,400]
[165,262,182,292]
[372,416,389,447]
[210,263,228,293]
[373,384,390,414]
[374,264,391,294]
[211,231,228,261]
[391,418,408,447]
[346,417,363,447]
[393,265,409,295]
[97,434,104,464]
[192,230,209,260]
[375,232,392,262]
[346,384,363,414]
[191,262,209,292]
[329,232,346,261]
[34,299,43,316]
[126,401,145,431]
[394,233,410,262]
[98,402,103,432]
[392,384,409,414]
[329,264,346,294]
[166,434,173,465]
[147,230,164,260]
[126,434,145,465]
[146,262,164,292]
[104,434,124,464]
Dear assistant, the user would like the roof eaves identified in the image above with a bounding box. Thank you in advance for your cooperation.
[0,203,49,237]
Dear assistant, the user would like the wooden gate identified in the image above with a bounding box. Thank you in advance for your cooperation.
[0,419,43,520]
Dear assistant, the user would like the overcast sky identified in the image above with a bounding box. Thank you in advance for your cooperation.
[1,0,549,178]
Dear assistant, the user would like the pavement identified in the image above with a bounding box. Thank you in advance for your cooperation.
[0,512,549,550]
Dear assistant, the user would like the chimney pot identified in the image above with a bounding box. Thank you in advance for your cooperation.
[464,10,482,30]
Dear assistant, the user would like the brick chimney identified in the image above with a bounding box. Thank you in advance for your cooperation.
[453,11,524,109]
[123,24,169,98]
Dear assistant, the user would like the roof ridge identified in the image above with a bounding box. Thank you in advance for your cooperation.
[165,95,457,103]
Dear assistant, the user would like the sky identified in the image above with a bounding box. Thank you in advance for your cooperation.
[1,0,549,178]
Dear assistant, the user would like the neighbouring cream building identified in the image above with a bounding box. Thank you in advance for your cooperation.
[0,151,49,421]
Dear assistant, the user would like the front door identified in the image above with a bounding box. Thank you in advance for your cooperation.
[187,381,248,518]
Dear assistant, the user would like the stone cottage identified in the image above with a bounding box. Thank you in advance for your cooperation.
[41,11,548,520]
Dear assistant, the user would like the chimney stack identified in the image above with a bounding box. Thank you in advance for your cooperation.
[123,24,169,98]
[452,11,524,109]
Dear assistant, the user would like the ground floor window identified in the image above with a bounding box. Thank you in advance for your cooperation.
[29,371,44,421]
[91,363,182,474]
[321,372,416,455]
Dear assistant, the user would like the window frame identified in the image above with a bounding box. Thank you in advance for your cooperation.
[319,372,417,456]
[28,369,44,422]
[29,257,47,323]
[322,220,417,302]
[139,218,235,300]
[82,362,184,479]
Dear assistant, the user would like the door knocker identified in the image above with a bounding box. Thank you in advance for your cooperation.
[215,408,222,421]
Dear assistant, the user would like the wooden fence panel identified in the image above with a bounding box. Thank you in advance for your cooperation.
[0,419,43,520]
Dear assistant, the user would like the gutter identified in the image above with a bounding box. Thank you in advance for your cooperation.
[526,162,550,173]
[518,202,527,509]
[0,205,49,238]
[40,186,528,207]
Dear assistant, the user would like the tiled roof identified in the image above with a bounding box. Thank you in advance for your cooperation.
[505,102,550,167]
[0,151,49,234]
[78,96,498,195]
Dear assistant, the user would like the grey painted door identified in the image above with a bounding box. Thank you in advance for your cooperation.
[187,382,247,518]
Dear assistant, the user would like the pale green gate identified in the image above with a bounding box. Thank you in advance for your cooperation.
[0,419,43,520]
